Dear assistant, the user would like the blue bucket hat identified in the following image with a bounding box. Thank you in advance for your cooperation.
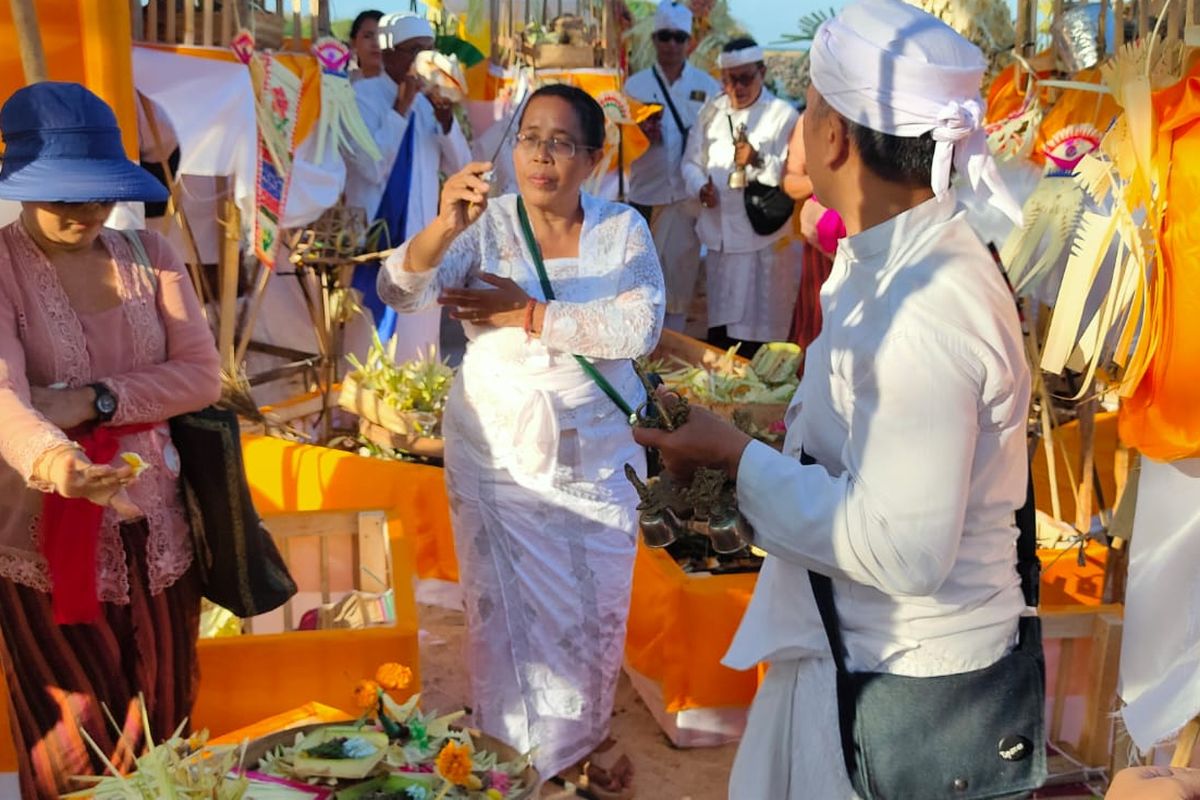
[0,82,169,203]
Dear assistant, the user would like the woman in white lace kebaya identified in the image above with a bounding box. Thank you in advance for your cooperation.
[379,84,665,798]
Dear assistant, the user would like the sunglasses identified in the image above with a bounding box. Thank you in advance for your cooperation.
[722,70,760,88]
[653,30,689,44]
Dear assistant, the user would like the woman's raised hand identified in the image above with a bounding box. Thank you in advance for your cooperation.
[438,162,494,236]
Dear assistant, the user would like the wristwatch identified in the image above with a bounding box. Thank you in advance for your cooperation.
[90,382,117,423]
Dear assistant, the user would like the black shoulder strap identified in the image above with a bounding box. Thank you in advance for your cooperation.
[651,67,688,147]
[805,450,1038,673]
[514,196,636,419]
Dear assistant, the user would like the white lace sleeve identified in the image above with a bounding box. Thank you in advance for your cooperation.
[377,215,483,313]
[540,214,665,360]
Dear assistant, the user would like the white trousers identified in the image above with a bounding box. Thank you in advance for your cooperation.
[650,198,705,316]
[729,657,863,800]
[707,242,801,343]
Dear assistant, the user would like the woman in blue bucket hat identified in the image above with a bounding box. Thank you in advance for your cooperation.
[0,82,220,798]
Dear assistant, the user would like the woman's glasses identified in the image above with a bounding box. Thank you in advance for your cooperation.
[514,132,598,160]
[653,30,689,44]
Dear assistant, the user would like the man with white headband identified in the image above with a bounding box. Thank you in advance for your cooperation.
[346,12,470,361]
[625,1,719,331]
[634,0,1035,796]
[681,37,800,356]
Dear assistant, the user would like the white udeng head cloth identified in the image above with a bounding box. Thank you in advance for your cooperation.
[810,0,1022,223]
[717,44,765,70]
[378,13,435,49]
[653,1,694,34]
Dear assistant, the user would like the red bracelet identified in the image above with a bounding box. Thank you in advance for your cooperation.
[523,299,539,337]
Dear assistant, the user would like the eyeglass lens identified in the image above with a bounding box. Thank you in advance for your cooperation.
[515,134,577,159]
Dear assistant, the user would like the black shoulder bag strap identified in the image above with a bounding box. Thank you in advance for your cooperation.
[515,196,636,420]
[805,452,1039,671]
[651,67,689,152]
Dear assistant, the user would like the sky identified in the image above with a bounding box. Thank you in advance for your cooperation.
[326,0,820,50]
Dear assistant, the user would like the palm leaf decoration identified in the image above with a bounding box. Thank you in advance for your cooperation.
[775,8,837,47]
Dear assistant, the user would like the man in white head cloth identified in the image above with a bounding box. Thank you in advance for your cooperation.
[681,37,799,354]
[624,2,719,331]
[345,12,471,361]
[635,0,1032,797]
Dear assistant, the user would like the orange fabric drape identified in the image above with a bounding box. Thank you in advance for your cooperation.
[1118,62,1200,460]
[0,0,138,159]
[624,546,760,713]
[986,63,1121,168]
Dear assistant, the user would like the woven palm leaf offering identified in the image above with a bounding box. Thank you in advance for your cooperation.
[639,340,800,446]
[626,367,757,562]
[248,663,535,799]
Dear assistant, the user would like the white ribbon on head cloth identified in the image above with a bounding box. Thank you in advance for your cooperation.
[809,0,1023,225]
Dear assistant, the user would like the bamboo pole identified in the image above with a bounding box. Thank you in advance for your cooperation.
[1074,396,1098,535]
[138,94,215,311]
[9,0,48,83]
[235,267,273,368]
[1099,0,1110,57]
[292,0,302,50]
[167,0,177,43]
[203,0,215,45]
[1170,717,1200,767]
[1116,0,1126,48]
[148,0,159,43]
[130,0,144,41]
[184,0,196,44]
[216,176,240,371]
[221,0,233,45]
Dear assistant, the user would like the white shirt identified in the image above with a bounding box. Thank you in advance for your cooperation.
[625,63,720,206]
[682,89,798,254]
[724,193,1031,677]
[344,74,471,226]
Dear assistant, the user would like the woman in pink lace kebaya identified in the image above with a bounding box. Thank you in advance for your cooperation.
[0,83,220,798]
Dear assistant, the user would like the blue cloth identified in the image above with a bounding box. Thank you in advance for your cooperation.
[353,118,417,341]
[0,82,169,203]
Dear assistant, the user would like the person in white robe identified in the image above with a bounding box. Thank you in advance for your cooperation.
[681,38,799,353]
[635,1,1031,797]
[624,1,719,332]
[345,13,471,362]
[379,84,664,798]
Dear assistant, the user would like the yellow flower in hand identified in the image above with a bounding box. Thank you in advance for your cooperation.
[375,661,413,691]
[435,740,474,786]
[353,678,381,710]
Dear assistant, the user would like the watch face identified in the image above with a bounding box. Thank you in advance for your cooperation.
[97,395,117,414]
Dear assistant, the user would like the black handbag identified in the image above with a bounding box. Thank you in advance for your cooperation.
[119,229,296,618]
[806,452,1047,800]
[744,179,795,236]
[170,406,297,618]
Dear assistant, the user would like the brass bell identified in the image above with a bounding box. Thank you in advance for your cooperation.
[640,507,684,549]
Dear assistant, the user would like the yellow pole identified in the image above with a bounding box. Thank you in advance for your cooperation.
[9,0,48,83]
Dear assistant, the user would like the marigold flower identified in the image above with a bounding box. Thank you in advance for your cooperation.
[486,790,503,800]
[435,740,474,786]
[375,662,413,691]
[353,678,381,710]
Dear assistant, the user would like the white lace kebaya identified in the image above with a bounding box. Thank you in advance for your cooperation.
[379,192,664,777]
[379,192,665,490]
